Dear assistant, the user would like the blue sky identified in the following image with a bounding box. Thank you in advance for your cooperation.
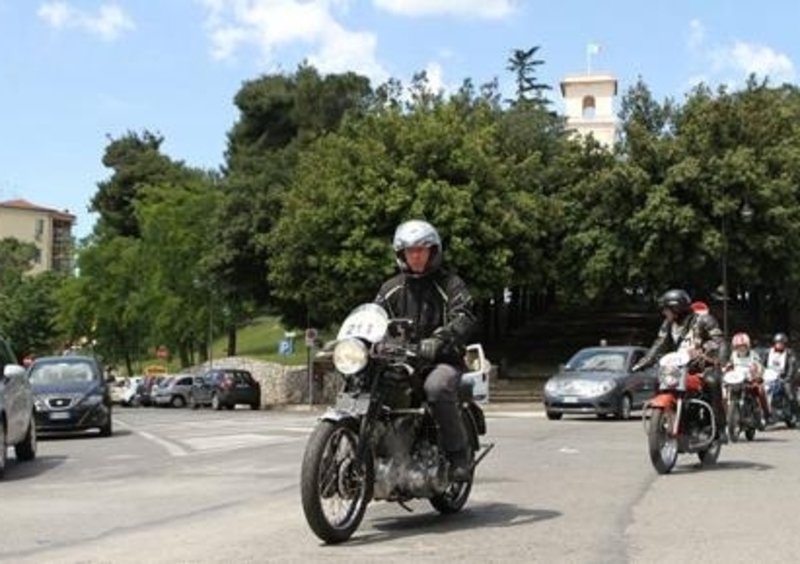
[1,1,797,240]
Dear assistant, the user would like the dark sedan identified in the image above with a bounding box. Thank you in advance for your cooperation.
[188,368,261,410]
[543,346,657,420]
[27,355,113,436]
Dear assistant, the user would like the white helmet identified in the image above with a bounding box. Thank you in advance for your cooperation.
[392,219,442,275]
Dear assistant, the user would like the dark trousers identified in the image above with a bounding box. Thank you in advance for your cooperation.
[424,363,468,453]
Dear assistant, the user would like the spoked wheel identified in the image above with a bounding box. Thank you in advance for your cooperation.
[0,419,7,480]
[727,398,741,443]
[429,468,473,514]
[648,407,678,474]
[300,420,373,544]
[698,438,721,466]
[430,407,480,514]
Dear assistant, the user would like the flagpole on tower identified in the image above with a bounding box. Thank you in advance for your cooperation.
[586,42,601,74]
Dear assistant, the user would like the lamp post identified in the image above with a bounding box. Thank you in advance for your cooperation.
[720,201,754,338]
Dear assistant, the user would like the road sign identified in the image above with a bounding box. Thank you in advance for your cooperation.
[304,328,318,347]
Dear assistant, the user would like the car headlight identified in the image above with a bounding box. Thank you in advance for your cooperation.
[34,398,47,411]
[81,394,104,406]
[333,338,369,375]
[544,379,560,394]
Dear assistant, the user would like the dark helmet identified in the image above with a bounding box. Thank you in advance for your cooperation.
[773,332,789,345]
[657,289,692,315]
[392,219,442,276]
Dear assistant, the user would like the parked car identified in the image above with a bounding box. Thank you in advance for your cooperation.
[188,368,261,410]
[120,376,144,406]
[139,375,169,407]
[27,355,113,436]
[543,345,657,420]
[0,336,37,478]
[462,343,490,403]
[152,373,199,408]
[109,377,128,404]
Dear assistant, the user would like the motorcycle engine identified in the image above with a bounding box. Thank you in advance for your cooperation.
[372,415,449,500]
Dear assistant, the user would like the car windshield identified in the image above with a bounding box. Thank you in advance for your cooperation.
[566,350,626,372]
[29,361,98,385]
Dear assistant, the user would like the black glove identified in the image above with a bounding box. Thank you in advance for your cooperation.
[419,337,444,362]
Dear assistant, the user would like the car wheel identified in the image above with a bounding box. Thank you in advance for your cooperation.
[171,395,186,408]
[546,411,563,420]
[616,394,633,420]
[0,419,7,479]
[14,415,37,462]
[250,401,260,410]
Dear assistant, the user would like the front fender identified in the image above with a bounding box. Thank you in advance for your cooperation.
[648,393,677,410]
[318,407,361,426]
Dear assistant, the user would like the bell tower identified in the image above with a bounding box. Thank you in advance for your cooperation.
[560,73,618,148]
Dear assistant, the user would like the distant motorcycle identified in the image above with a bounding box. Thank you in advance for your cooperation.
[722,365,764,442]
[644,350,721,474]
[764,368,798,429]
[300,303,493,544]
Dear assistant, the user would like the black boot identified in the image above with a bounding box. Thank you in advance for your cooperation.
[447,449,473,482]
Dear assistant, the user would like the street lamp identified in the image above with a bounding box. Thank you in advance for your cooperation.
[719,201,754,338]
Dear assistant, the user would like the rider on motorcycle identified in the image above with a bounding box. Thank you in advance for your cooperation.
[633,289,729,441]
[374,219,478,481]
[764,332,799,417]
[725,332,768,426]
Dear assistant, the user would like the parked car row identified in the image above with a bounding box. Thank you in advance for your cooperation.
[114,368,262,411]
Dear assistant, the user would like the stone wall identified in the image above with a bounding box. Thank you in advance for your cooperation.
[194,356,340,407]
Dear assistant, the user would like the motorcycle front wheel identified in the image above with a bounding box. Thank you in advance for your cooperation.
[300,420,374,544]
[647,407,678,474]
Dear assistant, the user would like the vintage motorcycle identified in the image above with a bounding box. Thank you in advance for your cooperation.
[644,350,721,474]
[300,303,493,544]
[722,364,764,442]
[764,368,798,429]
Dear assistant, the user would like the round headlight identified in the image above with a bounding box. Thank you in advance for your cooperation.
[333,338,369,375]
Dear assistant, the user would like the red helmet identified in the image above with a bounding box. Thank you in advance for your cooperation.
[731,332,751,349]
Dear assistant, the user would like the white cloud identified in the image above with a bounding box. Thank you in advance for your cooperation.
[200,0,388,82]
[373,0,517,19]
[711,41,795,84]
[37,2,134,41]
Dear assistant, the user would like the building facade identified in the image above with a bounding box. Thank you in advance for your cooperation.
[0,199,75,274]
[560,72,618,148]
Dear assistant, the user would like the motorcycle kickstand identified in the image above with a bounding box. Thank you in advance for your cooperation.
[473,442,495,468]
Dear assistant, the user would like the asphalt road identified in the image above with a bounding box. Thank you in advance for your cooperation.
[1,404,800,563]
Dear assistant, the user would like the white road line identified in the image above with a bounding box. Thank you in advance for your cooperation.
[137,430,190,457]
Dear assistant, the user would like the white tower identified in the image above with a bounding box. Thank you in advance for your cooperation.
[560,73,618,148]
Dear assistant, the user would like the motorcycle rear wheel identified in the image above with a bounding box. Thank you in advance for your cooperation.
[647,407,678,474]
[300,420,373,544]
[430,407,478,514]
[726,398,741,443]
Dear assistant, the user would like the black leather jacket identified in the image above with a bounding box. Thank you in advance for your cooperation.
[374,270,477,365]
[638,311,728,373]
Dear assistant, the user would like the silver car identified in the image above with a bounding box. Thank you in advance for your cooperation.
[0,337,37,478]
[152,374,199,408]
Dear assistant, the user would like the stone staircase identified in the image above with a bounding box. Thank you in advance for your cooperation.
[488,377,544,403]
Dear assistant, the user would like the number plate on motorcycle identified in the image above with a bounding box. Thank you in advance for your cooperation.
[335,395,371,414]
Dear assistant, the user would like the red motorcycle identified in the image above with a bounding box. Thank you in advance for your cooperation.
[644,350,722,474]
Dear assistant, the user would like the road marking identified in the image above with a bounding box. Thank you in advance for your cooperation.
[137,430,190,457]
[182,433,299,453]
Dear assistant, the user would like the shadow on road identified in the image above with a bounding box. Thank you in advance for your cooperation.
[39,428,133,441]
[669,459,774,475]
[343,502,559,546]
[2,454,68,481]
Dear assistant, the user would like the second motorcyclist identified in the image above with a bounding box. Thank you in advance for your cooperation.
[725,332,768,428]
[633,289,729,441]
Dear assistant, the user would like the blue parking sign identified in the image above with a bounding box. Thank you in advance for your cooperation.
[278,339,294,355]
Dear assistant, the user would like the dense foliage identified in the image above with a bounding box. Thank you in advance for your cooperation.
[7,52,800,369]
